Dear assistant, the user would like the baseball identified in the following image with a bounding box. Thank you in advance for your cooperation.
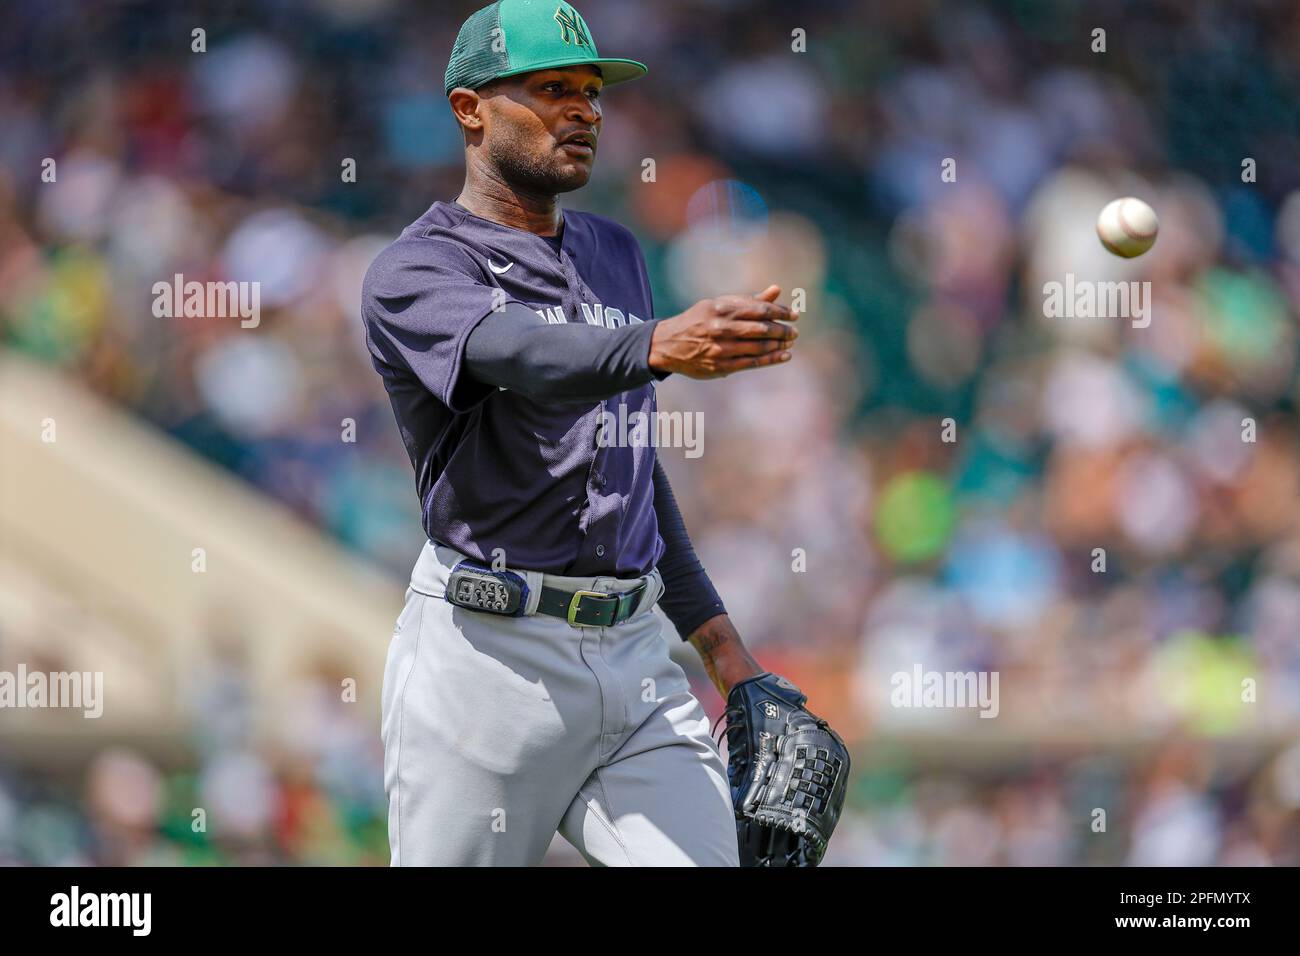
[1096,197,1159,258]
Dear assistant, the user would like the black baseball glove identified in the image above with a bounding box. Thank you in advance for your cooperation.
[718,672,851,867]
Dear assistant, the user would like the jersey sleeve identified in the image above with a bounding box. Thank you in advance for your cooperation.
[361,237,519,413]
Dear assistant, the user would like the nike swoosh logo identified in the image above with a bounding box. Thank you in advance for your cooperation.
[488,259,514,275]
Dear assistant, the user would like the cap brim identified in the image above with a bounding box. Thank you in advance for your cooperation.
[495,57,648,87]
[588,59,648,85]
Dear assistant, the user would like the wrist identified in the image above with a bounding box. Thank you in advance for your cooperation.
[688,614,763,698]
[645,319,673,380]
[714,653,764,697]
[647,319,669,374]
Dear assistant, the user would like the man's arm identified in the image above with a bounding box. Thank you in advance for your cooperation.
[464,303,664,402]
[462,286,799,400]
[652,459,762,698]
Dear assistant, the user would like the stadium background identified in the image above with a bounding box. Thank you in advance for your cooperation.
[2,0,1300,865]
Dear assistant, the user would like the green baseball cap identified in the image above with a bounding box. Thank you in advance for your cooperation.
[444,0,648,96]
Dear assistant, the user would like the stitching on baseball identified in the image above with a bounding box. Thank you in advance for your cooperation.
[1117,200,1156,239]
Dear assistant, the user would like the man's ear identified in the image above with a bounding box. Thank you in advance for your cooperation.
[448,88,485,133]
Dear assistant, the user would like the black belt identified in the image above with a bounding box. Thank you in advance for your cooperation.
[536,583,648,627]
[444,558,648,627]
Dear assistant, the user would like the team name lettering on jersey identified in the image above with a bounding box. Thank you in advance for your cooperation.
[534,303,643,328]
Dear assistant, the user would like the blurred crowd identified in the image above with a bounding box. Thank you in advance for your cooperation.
[0,662,389,866]
[3,0,1300,864]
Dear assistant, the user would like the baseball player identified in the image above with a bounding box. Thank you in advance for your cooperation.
[362,0,800,866]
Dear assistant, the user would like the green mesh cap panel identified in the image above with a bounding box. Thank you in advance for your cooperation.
[444,3,510,95]
[444,0,646,96]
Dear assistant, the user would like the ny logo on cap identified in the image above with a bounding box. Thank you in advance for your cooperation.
[554,4,592,48]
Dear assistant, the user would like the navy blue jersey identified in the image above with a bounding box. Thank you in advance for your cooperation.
[361,200,663,577]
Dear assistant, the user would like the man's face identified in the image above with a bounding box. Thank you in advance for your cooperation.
[474,65,603,194]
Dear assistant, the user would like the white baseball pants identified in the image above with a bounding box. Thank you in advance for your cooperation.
[380,540,738,866]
